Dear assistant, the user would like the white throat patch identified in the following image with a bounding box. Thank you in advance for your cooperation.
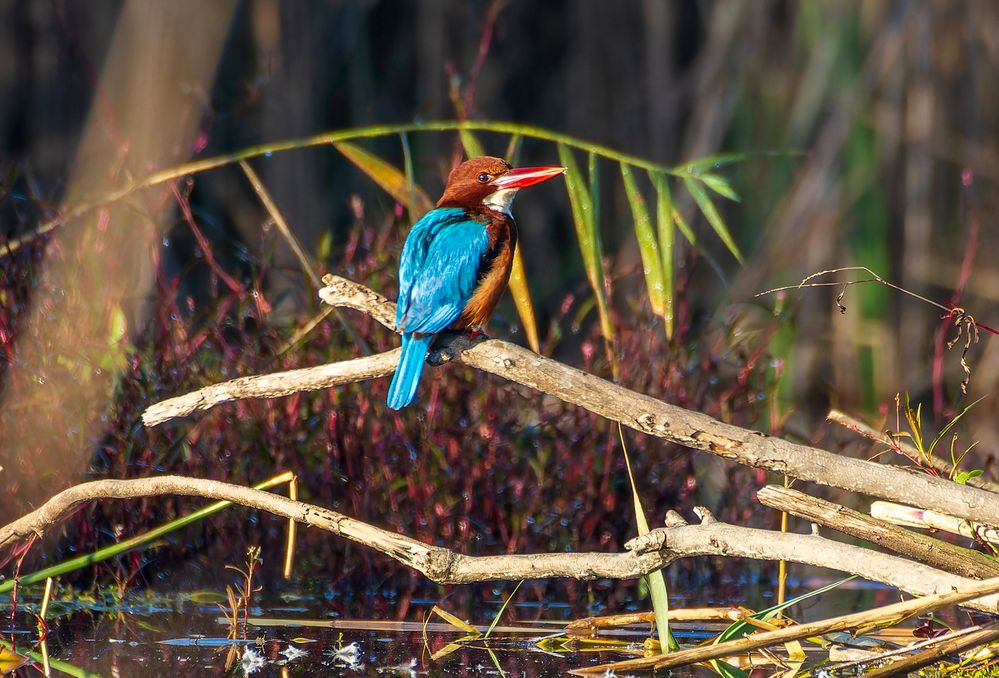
[483,188,518,216]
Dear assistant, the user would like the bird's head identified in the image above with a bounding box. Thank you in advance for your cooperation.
[437,156,566,213]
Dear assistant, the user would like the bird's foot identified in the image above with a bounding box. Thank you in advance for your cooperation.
[427,329,489,366]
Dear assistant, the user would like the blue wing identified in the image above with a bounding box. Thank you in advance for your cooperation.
[395,207,489,334]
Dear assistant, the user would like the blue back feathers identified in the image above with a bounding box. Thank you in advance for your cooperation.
[386,208,489,409]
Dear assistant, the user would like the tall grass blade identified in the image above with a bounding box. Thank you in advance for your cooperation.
[1,640,99,678]
[652,171,675,340]
[0,472,295,594]
[503,133,522,163]
[333,141,433,214]
[618,425,678,652]
[399,132,417,205]
[485,580,523,639]
[672,202,698,247]
[430,605,479,634]
[621,163,666,319]
[683,177,743,263]
[5,120,751,259]
[557,143,615,349]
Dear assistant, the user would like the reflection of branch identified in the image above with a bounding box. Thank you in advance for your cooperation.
[143,276,999,529]
[3,477,999,615]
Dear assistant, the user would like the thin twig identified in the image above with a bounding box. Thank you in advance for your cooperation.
[757,265,999,337]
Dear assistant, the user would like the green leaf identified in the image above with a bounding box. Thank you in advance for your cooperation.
[683,177,743,263]
[956,469,984,485]
[928,395,987,457]
[672,203,697,247]
[621,164,666,319]
[558,143,614,345]
[652,171,675,339]
[700,173,740,202]
[333,141,433,214]
[503,134,522,163]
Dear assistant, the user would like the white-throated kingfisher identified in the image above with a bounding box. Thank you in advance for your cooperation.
[386,156,566,410]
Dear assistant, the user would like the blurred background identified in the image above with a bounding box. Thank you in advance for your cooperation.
[1,0,997,618]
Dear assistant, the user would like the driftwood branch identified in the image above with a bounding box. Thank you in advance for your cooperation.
[4,477,999,615]
[141,276,999,528]
[756,485,999,579]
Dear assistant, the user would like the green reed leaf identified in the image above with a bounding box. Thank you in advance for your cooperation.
[700,173,740,202]
[652,171,675,340]
[683,177,743,263]
[558,143,614,347]
[618,425,677,653]
[621,164,666,319]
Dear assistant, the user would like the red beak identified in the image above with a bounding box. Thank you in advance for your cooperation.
[492,165,567,190]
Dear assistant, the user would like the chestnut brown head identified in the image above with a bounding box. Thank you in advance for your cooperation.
[437,156,565,212]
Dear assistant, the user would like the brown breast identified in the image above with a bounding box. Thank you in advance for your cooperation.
[454,211,518,329]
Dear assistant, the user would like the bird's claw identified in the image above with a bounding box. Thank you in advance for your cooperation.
[427,329,489,366]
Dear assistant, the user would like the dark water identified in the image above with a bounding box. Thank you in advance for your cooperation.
[0,578,909,676]
[0,590,685,677]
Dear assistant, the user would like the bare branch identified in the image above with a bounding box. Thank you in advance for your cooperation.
[4,476,999,616]
[141,276,999,529]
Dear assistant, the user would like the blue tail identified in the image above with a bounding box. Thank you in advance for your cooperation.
[386,333,433,410]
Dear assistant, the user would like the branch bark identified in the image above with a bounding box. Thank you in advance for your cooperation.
[4,477,999,615]
[756,485,999,579]
[141,276,999,528]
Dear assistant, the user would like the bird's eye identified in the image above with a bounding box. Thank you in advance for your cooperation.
[477,172,490,183]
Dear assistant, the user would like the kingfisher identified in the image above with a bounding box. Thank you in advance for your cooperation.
[386,156,566,410]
